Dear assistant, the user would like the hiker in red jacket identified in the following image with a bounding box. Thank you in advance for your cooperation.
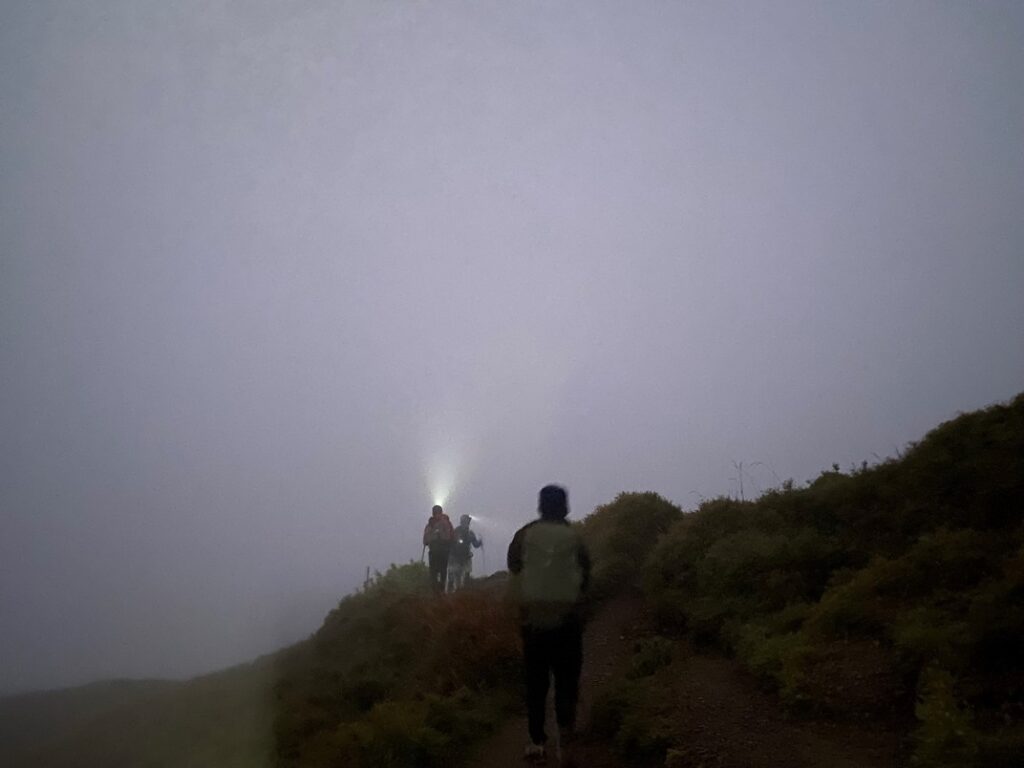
[423,504,455,595]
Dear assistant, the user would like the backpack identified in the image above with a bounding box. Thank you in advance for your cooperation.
[520,522,584,608]
[452,527,473,559]
[426,516,452,547]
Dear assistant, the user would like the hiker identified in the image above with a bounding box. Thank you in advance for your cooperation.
[507,485,592,763]
[423,504,454,595]
[447,514,482,592]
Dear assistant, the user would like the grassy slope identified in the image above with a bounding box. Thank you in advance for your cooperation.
[272,566,520,768]
[0,568,522,768]
[607,392,1024,767]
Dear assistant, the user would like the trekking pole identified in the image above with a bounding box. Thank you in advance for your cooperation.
[421,545,426,563]
[481,543,486,575]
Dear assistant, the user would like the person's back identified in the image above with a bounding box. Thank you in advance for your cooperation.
[451,516,481,562]
[507,485,591,762]
[511,516,587,627]
[423,505,454,594]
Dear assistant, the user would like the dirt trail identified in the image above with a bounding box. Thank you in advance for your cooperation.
[467,594,905,768]
[467,593,644,768]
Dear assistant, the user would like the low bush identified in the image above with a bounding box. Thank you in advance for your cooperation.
[579,492,683,597]
[913,667,980,768]
[641,393,1024,762]
[273,563,518,768]
[627,635,674,679]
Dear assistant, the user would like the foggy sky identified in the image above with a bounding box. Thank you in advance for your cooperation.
[2,1,1022,693]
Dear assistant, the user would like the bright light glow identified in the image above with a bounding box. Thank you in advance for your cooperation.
[426,467,454,512]
[423,454,456,514]
[431,481,451,509]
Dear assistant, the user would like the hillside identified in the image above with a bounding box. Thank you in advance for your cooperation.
[2,393,1021,767]
[270,391,1024,768]
[596,393,1024,766]
[272,566,521,767]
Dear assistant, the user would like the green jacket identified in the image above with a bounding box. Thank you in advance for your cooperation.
[507,518,592,628]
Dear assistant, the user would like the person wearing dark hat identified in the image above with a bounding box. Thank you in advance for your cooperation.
[423,504,454,595]
[507,485,592,763]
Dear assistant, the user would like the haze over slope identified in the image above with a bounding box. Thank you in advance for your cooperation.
[2,1,1023,692]
[3,392,1021,767]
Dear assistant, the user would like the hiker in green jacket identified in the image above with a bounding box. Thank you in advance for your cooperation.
[507,485,592,763]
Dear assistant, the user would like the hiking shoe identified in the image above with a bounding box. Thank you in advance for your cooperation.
[524,742,546,762]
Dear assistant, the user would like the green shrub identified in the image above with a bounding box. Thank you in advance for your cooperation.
[638,393,1024,762]
[627,636,674,679]
[615,703,674,761]
[594,663,684,763]
[329,701,448,768]
[273,563,517,768]
[645,502,844,639]
[580,492,683,596]
[735,623,810,690]
[913,667,980,768]
[804,528,1009,650]
[891,607,971,670]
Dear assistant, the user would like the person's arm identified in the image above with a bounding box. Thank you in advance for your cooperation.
[507,526,525,574]
[472,531,482,548]
[423,521,431,546]
[577,536,592,594]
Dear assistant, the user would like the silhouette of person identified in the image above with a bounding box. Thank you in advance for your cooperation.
[423,504,454,595]
[447,514,482,592]
[507,485,591,762]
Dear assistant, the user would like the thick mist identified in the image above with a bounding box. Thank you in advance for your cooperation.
[2,1,1023,692]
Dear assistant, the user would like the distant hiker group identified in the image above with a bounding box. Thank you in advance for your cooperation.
[422,506,482,594]
[420,485,591,764]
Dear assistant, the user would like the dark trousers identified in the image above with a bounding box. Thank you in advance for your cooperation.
[427,546,450,594]
[521,617,583,745]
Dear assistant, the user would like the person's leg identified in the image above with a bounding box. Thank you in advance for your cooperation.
[447,560,457,592]
[522,625,551,746]
[452,560,464,592]
[428,549,442,593]
[552,616,584,734]
[451,563,458,592]
[437,550,450,593]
